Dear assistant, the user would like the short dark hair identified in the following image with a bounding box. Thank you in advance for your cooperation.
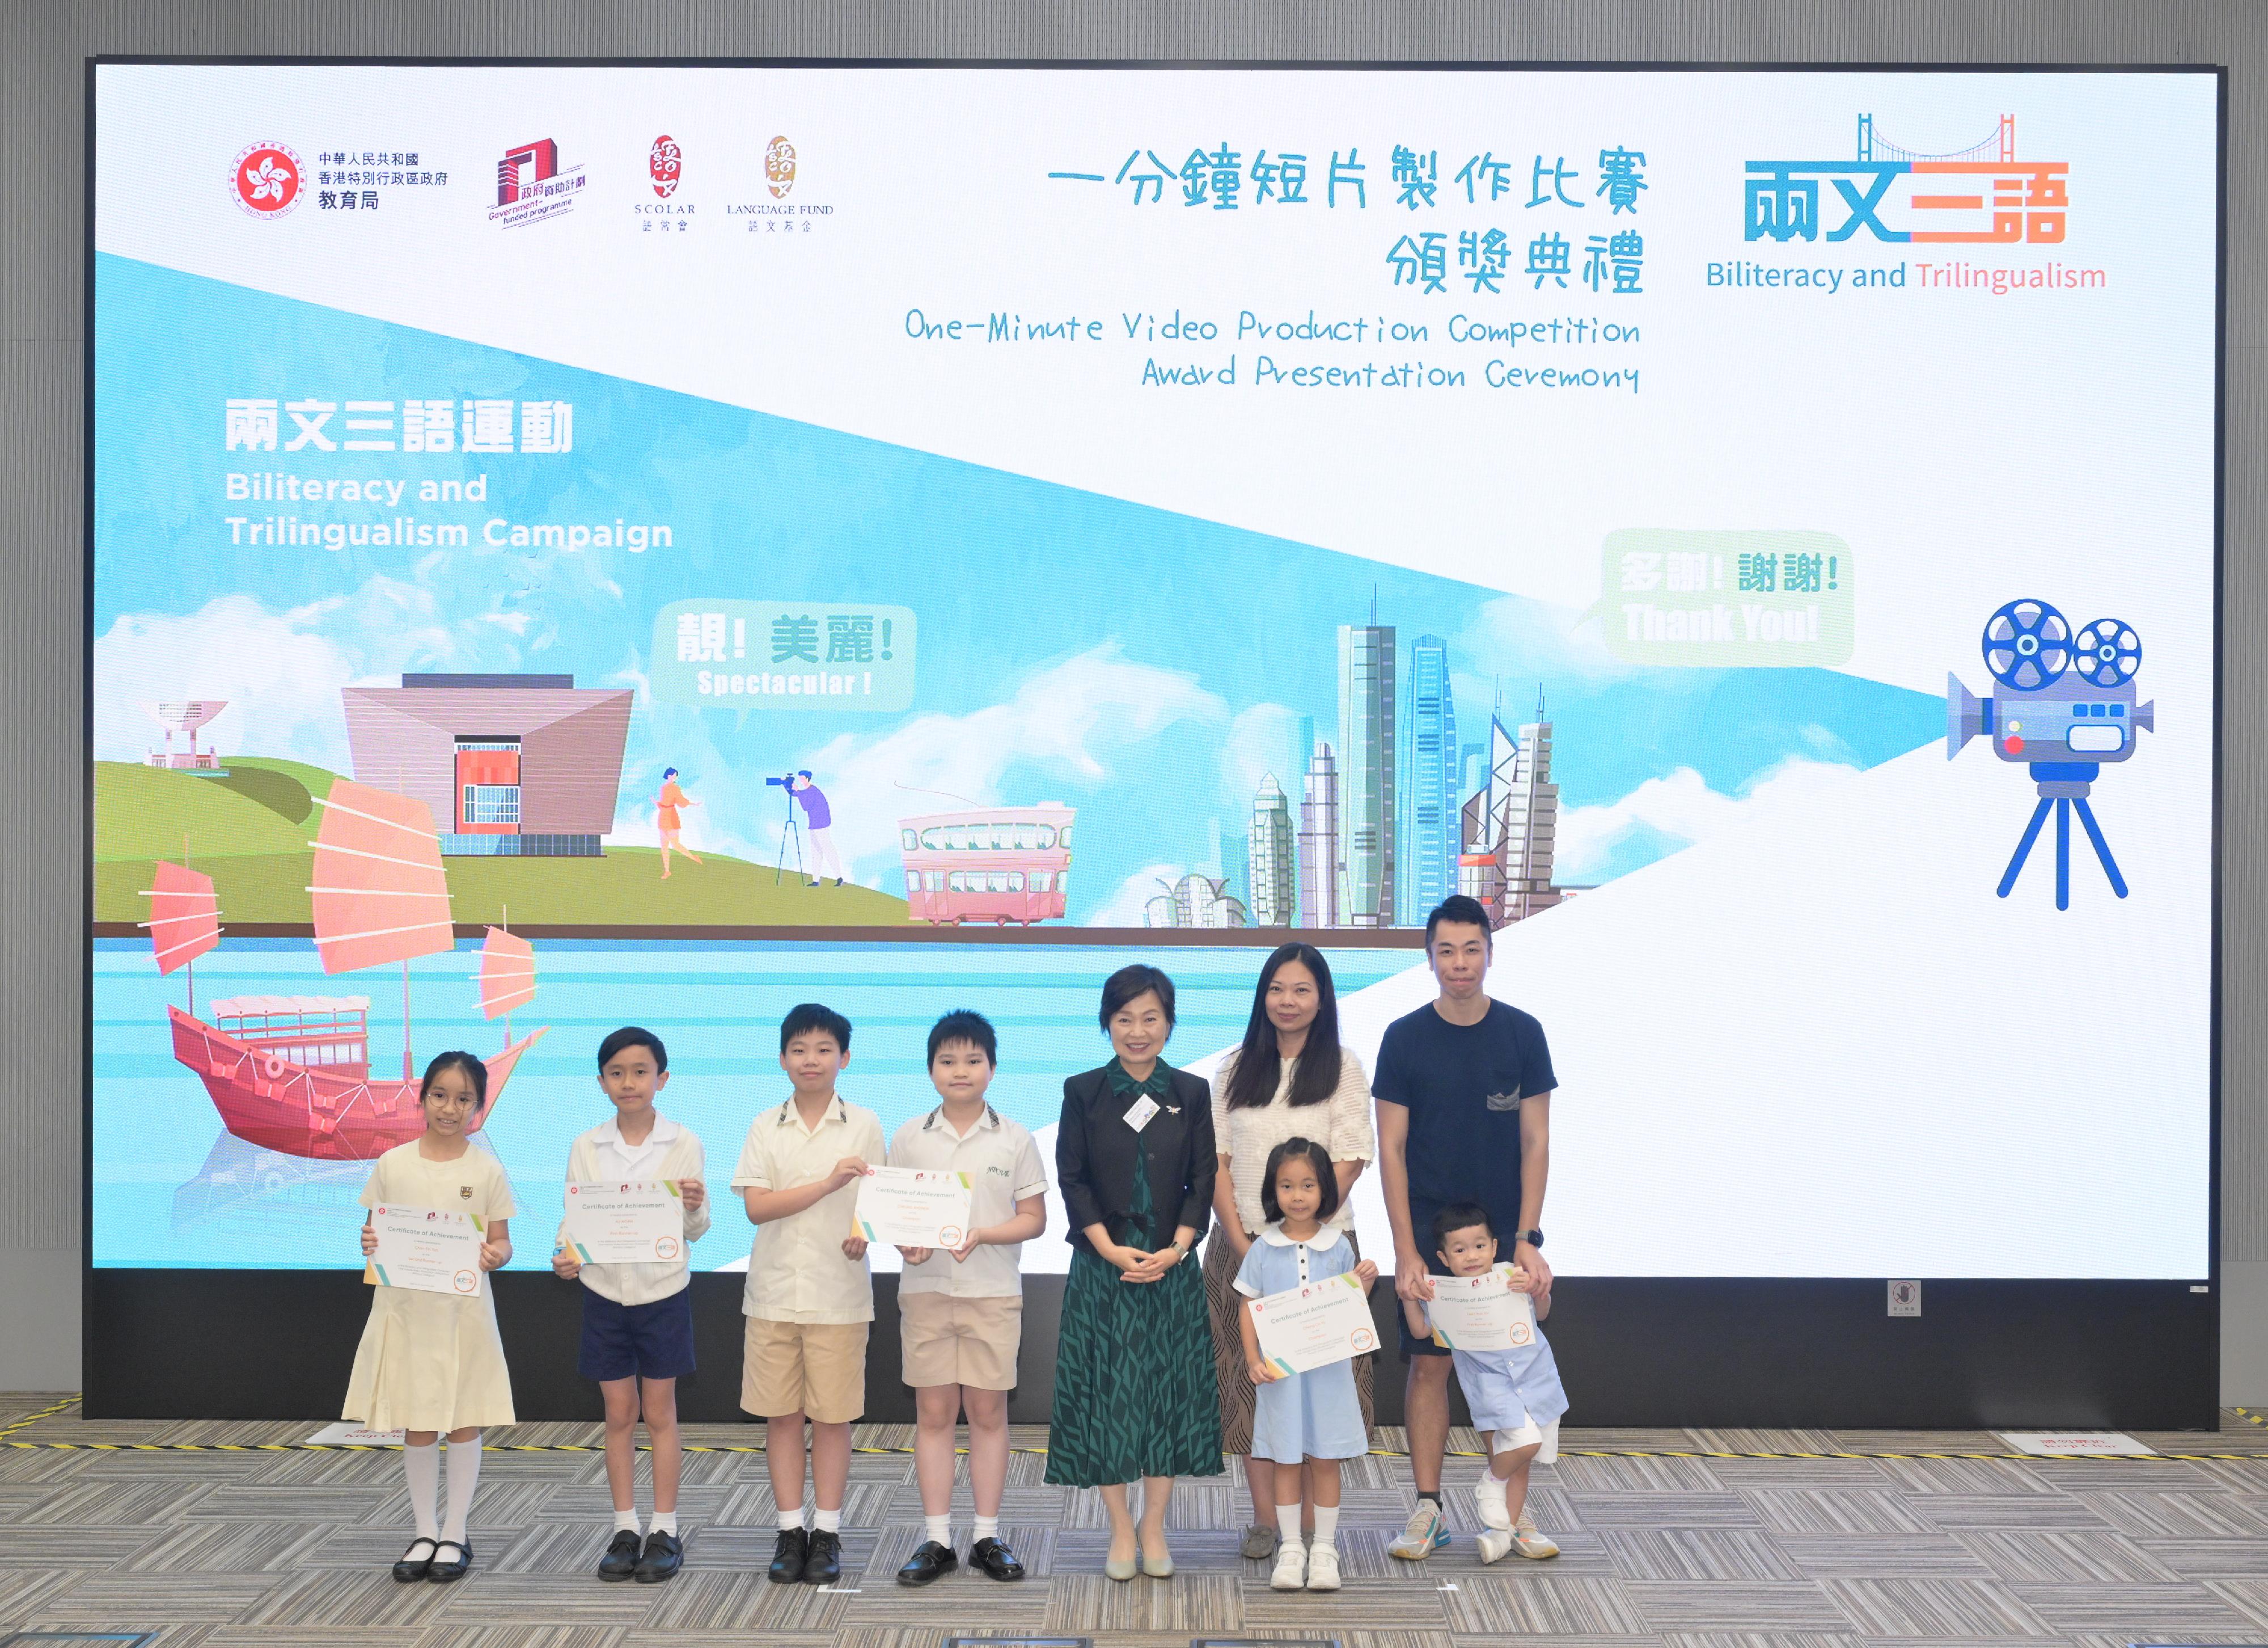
[927,1009,997,1066]
[1098,963,1175,1030]
[418,1050,489,1111]
[1425,895,1493,948]
[1431,1201,1494,1249]
[663,766,679,778]
[1259,1136,1340,1225]
[780,1002,852,1053]
[596,1026,667,1074]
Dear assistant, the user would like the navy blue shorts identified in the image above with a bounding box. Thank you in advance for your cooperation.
[1398,1203,1452,1359]
[579,1286,697,1383]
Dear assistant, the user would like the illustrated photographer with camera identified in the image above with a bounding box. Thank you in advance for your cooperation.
[766,769,845,888]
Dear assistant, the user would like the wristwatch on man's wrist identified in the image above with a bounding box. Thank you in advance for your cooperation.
[1511,1228,1544,1249]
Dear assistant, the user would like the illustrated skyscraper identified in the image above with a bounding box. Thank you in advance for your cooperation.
[1247,775,1297,927]
[1298,739,1343,929]
[1458,690,1563,926]
[1402,633,1458,923]
[1337,617,1397,927]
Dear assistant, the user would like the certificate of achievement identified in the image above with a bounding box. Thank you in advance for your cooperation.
[856,1166,975,1247]
[369,1203,487,1297]
[1249,1271,1381,1375]
[1425,1264,1538,1352]
[564,1180,687,1264]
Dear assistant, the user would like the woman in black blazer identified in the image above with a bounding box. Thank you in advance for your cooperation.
[1044,963,1222,1579]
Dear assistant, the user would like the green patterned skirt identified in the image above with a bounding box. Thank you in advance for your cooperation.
[1044,1245,1224,1486]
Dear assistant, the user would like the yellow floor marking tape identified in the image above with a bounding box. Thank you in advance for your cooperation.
[5,1397,2259,1464]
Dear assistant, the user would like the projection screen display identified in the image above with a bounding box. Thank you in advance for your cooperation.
[89,64,2218,1281]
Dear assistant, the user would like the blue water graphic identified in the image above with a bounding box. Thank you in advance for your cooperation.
[94,937,1419,1270]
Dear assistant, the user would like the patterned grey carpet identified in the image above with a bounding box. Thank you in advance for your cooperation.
[7,1394,2268,1648]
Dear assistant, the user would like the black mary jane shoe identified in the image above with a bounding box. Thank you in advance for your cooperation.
[768,1526,809,1584]
[596,1528,642,1581]
[426,1539,473,1583]
[633,1529,684,1583]
[896,1539,959,1586]
[802,1527,843,1585]
[968,1535,1026,1582]
[391,1537,438,1583]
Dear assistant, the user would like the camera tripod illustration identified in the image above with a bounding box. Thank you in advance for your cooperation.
[1947,598,2153,910]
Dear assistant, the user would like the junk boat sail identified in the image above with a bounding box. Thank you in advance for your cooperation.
[156,780,548,1160]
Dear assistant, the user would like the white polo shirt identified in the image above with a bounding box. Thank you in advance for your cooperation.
[730,1094,886,1324]
[557,1112,713,1307]
[886,1104,1050,1299]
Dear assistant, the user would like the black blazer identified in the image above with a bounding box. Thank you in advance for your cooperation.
[1056,1065,1216,1255]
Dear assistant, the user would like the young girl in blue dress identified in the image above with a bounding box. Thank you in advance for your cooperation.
[1234,1137,1379,1593]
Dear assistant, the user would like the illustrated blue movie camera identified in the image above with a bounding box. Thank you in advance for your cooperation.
[1947,599,2153,910]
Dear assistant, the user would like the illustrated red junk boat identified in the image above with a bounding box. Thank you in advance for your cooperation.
[149,780,548,1161]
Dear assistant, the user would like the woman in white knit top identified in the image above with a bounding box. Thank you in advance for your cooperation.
[1203,943,1378,1561]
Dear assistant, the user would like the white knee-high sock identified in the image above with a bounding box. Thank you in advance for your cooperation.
[403,1442,441,1542]
[1313,1505,1340,1550]
[442,1434,482,1545]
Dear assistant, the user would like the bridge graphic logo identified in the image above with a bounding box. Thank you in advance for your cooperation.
[1745,114,2069,246]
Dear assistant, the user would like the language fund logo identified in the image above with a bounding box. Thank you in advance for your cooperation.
[231,142,303,219]
[1744,113,2068,246]
[649,135,683,198]
[490,137,586,228]
[765,135,797,198]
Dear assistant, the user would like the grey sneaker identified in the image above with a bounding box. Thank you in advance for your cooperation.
[1509,1512,1561,1560]
[1387,1498,1449,1560]
[1240,1521,1279,1560]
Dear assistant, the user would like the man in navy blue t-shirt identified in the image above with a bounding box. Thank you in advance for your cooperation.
[1375,895,1557,1560]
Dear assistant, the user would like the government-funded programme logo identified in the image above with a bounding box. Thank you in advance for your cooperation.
[649,135,682,197]
[765,134,797,198]
[490,137,586,228]
[231,141,303,218]
[1745,113,2067,245]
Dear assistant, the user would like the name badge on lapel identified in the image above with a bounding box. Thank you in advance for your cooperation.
[1123,1094,1161,1132]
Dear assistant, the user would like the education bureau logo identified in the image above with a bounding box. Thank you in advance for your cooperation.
[489,137,586,228]
[1719,113,2100,295]
[230,141,303,219]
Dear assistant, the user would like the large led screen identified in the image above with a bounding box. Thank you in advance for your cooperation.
[91,65,2218,1282]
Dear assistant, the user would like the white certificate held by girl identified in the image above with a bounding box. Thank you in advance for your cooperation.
[1249,1271,1381,1375]
[855,1166,975,1248]
[368,1204,488,1298]
[1424,1263,1538,1352]
[564,1179,687,1264]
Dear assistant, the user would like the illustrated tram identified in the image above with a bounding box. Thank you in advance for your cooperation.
[898,804,1074,926]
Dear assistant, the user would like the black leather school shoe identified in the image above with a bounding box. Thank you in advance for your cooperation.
[802,1527,843,1585]
[968,1536,1026,1582]
[391,1537,438,1582]
[768,1525,809,1583]
[596,1528,642,1581]
[633,1529,684,1583]
[896,1539,959,1586]
[426,1539,473,1582]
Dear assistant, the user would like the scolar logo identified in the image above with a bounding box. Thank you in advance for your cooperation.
[765,135,797,198]
[1745,113,2068,245]
[649,135,682,198]
[231,142,303,218]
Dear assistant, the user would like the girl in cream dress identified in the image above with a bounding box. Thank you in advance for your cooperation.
[344,1051,515,1585]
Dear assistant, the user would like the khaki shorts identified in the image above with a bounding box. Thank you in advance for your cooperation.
[899,1291,1022,1391]
[741,1317,868,1424]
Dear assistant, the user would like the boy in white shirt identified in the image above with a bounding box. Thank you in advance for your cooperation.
[886,1011,1048,1586]
[552,1027,710,1585]
[731,1003,885,1588]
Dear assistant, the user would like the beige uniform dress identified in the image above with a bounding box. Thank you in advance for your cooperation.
[342,1141,518,1433]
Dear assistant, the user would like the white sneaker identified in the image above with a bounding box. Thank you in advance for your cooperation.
[1510,1513,1561,1560]
[1476,1527,1516,1565]
[1387,1499,1449,1560]
[1270,1539,1308,1590]
[1305,1544,1341,1591]
[1475,1478,1513,1532]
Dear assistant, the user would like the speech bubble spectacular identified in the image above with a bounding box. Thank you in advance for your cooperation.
[1584,530,1854,668]
[649,600,916,711]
